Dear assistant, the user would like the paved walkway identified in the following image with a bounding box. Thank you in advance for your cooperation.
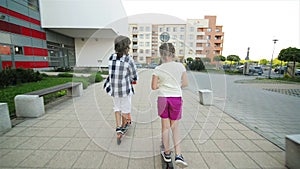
[0,70,286,168]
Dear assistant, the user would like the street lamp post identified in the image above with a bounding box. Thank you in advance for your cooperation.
[268,39,278,79]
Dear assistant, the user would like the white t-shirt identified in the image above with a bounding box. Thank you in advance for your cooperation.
[153,61,186,97]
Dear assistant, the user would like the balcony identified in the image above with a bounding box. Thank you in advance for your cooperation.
[196,32,205,35]
[132,30,138,34]
[132,52,138,57]
[196,39,207,43]
[132,38,138,42]
[196,47,204,50]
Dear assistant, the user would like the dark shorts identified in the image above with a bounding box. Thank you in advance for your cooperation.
[157,97,182,120]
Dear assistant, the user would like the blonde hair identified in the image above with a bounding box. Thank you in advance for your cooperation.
[159,43,175,62]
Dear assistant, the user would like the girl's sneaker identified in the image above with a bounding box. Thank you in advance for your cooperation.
[161,151,171,163]
[175,154,188,168]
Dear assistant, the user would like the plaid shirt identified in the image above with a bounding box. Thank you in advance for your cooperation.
[108,53,138,97]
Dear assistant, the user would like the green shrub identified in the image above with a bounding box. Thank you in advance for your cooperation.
[87,72,103,83]
[0,68,43,88]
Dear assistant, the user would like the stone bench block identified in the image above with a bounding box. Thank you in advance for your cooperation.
[198,89,213,105]
[67,82,83,97]
[15,95,45,118]
[0,103,11,134]
[286,134,300,169]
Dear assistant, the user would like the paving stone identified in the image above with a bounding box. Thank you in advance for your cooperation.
[73,151,105,168]
[202,152,234,169]
[224,152,259,168]
[45,150,81,168]
[18,150,57,168]
[247,152,284,168]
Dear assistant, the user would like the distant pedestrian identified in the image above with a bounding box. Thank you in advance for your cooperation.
[106,35,138,138]
[151,43,188,168]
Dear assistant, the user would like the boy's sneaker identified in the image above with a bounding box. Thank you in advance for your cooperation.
[116,127,123,134]
[121,124,129,133]
[161,151,172,163]
[175,154,188,168]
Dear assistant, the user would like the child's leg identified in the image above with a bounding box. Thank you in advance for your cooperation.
[170,120,181,155]
[113,97,122,128]
[162,118,171,154]
[115,111,122,127]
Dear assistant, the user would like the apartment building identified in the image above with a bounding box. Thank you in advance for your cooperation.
[128,15,224,64]
[0,0,75,70]
[0,0,127,70]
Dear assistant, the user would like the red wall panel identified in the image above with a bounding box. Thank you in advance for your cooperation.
[0,6,41,26]
[2,61,49,69]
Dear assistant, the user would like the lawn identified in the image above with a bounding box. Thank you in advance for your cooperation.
[0,76,89,117]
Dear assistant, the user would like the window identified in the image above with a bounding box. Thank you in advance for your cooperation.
[14,46,23,55]
[145,26,150,32]
[159,27,163,32]
[145,49,150,54]
[139,26,144,31]
[207,28,212,32]
[189,42,193,47]
[180,42,184,47]
[189,27,194,32]
[139,34,144,39]
[172,35,177,40]
[0,45,11,55]
[139,56,144,61]
[173,27,177,32]
[180,27,185,32]
[145,42,150,47]
[189,34,194,40]
[139,49,144,53]
[179,50,184,54]
[28,0,39,11]
[216,28,220,32]
[166,27,170,32]
[139,42,144,47]
[180,35,184,40]
[145,34,150,39]
[207,35,211,40]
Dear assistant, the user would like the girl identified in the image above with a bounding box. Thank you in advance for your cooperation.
[151,43,188,168]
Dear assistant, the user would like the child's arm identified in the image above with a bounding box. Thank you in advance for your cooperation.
[151,75,159,90]
[181,71,188,88]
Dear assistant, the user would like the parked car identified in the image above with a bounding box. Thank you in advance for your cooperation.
[274,66,287,74]
[295,69,300,76]
[148,63,158,69]
[249,66,263,75]
[135,63,143,68]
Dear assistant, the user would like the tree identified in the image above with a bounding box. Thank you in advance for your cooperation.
[259,59,268,65]
[213,55,226,62]
[213,55,226,69]
[187,58,205,71]
[226,55,240,68]
[201,57,211,63]
[278,47,300,77]
[186,57,193,64]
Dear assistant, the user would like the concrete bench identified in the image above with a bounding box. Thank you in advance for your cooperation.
[198,89,213,105]
[286,134,300,169]
[15,82,83,118]
[0,103,12,134]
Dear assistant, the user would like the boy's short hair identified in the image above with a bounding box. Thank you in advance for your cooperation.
[114,35,131,54]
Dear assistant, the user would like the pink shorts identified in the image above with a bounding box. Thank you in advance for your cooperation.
[157,97,182,120]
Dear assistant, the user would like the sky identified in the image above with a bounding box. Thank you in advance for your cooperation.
[121,0,299,61]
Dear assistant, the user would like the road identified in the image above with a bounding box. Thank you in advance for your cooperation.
[187,71,300,149]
